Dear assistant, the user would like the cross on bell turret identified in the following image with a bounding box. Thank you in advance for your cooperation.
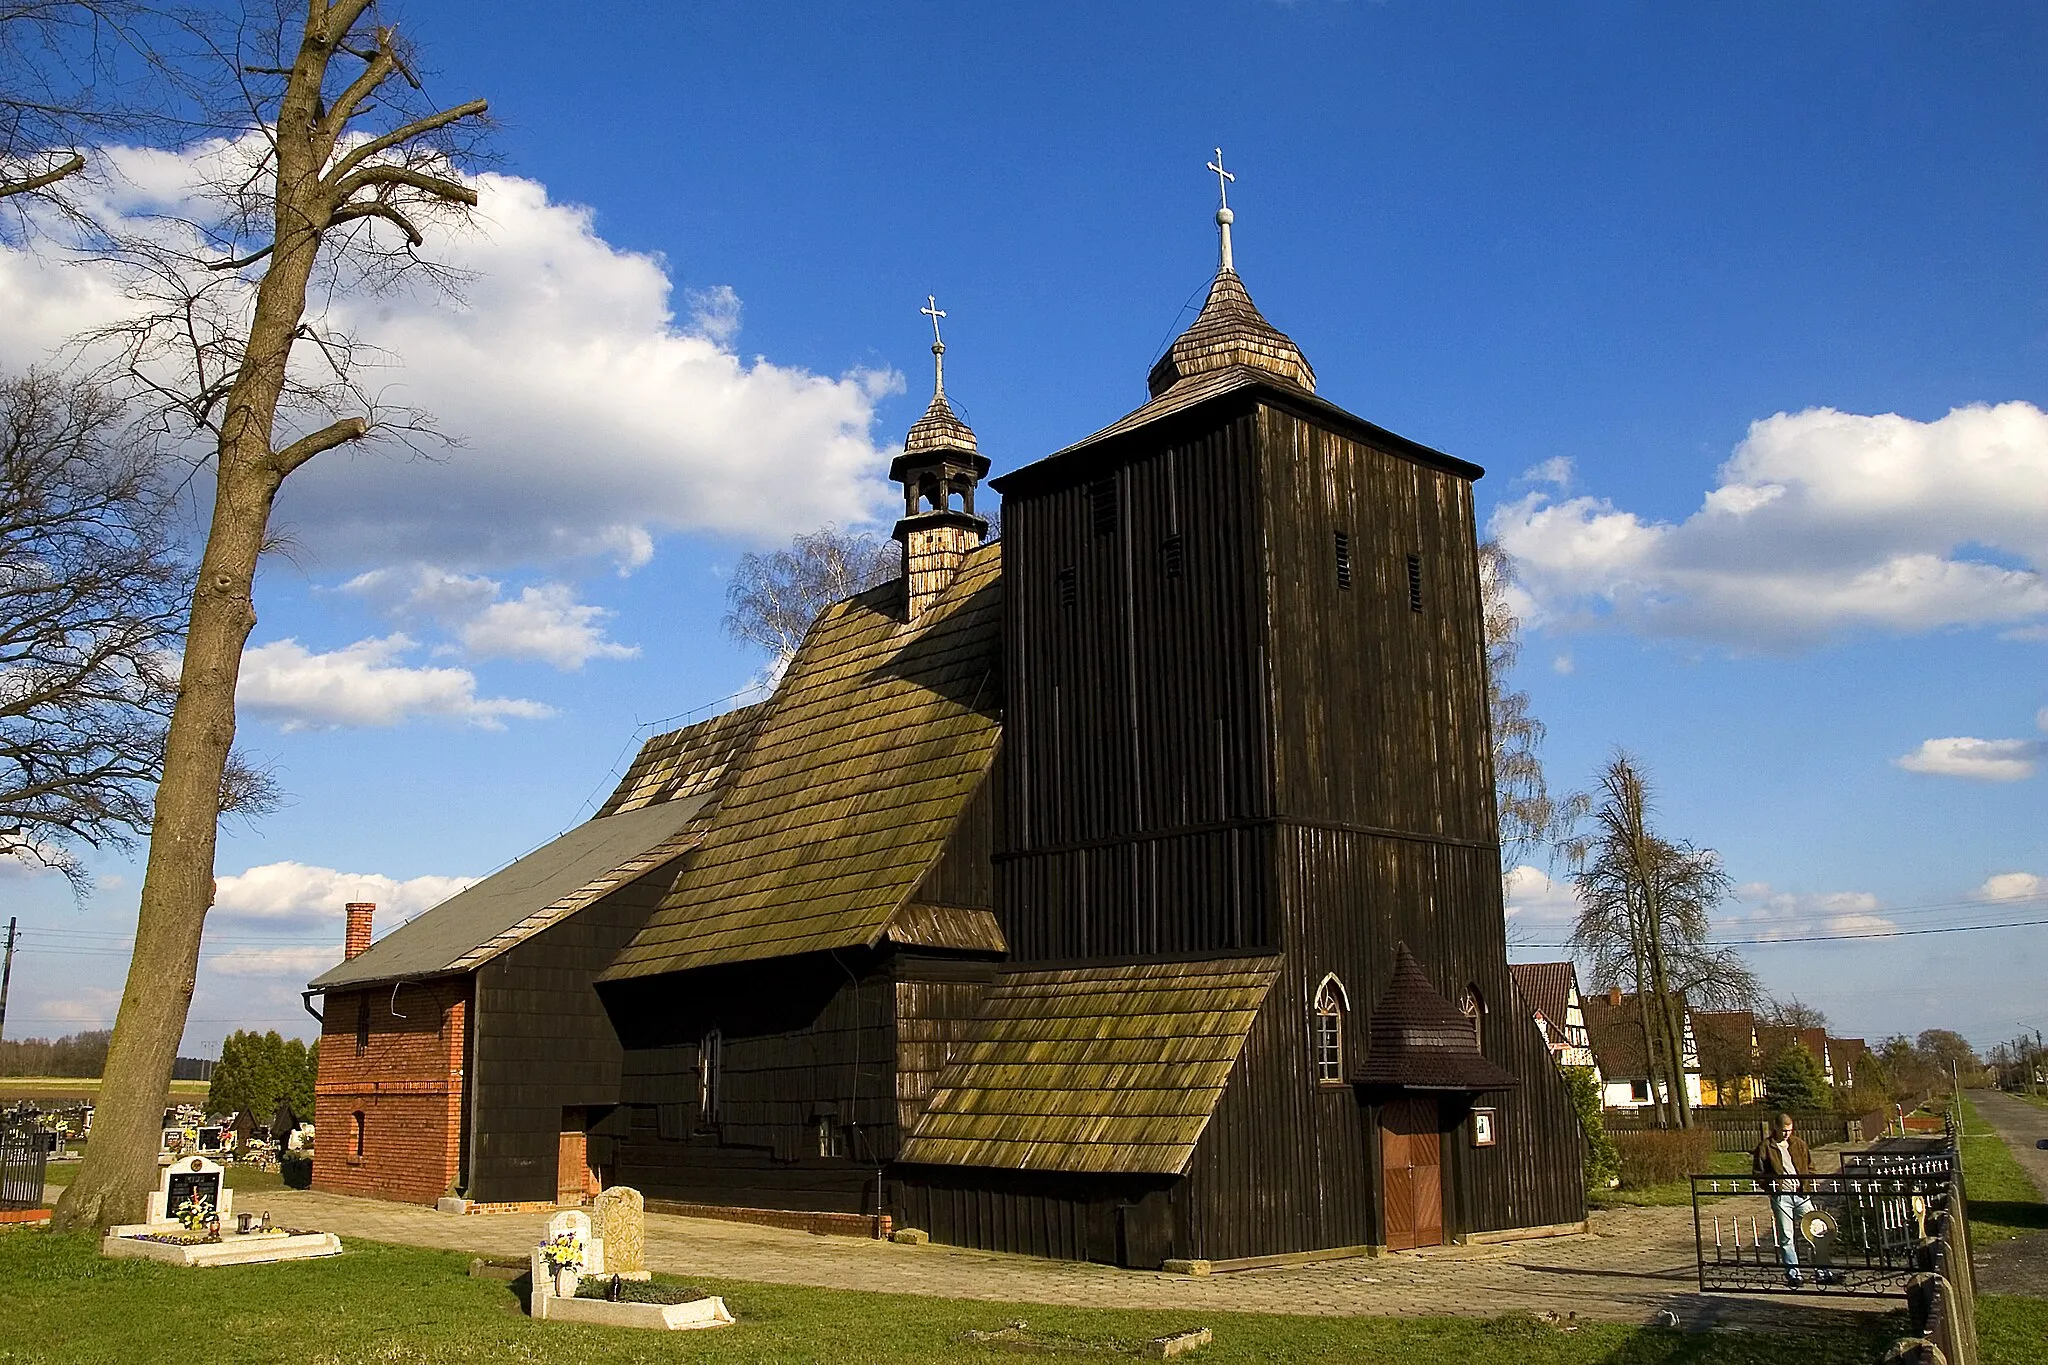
[892,294,989,623]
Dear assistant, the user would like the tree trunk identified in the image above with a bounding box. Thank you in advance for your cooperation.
[52,162,317,1233]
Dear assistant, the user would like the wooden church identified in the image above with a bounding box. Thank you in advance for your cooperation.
[310,173,1588,1262]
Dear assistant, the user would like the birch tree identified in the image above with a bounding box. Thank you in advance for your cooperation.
[1478,539,1580,874]
[54,0,486,1230]
[1568,752,1757,1129]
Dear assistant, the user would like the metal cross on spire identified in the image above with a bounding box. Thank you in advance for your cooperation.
[1207,147,1236,272]
[920,294,948,397]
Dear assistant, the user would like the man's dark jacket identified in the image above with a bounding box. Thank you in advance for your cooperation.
[1751,1132,1814,1191]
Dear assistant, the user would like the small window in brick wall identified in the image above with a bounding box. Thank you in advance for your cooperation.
[1407,553,1424,612]
[1056,566,1077,610]
[355,996,370,1055]
[1160,533,1184,578]
[1334,531,1353,590]
[351,1110,365,1159]
[1089,478,1119,536]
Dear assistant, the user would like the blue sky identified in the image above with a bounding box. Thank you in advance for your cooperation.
[0,2,2041,1059]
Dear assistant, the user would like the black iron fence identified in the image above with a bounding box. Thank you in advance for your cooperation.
[0,1122,48,1209]
[1691,1165,1954,1295]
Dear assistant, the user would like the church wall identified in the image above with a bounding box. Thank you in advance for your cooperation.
[312,977,469,1205]
[465,864,680,1204]
[997,405,1277,961]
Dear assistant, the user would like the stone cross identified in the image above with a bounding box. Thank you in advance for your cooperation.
[592,1186,648,1279]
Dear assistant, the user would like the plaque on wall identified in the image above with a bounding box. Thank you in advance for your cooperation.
[1472,1107,1497,1147]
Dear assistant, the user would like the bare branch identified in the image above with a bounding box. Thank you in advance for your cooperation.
[0,149,84,199]
[328,96,488,186]
[270,414,367,475]
[329,197,420,246]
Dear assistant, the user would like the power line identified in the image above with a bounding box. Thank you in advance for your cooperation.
[1518,915,2048,949]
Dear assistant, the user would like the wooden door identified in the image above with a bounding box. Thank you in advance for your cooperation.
[1379,1097,1443,1251]
[557,1109,593,1206]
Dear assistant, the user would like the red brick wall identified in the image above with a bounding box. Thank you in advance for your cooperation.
[313,976,470,1204]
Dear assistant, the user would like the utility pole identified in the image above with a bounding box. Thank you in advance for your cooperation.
[0,916,16,1046]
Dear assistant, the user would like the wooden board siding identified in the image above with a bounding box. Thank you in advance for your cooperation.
[466,863,683,1203]
[604,547,1003,980]
[997,411,1276,961]
[894,978,990,1134]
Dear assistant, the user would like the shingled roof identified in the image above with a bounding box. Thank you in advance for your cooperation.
[309,705,762,993]
[898,957,1280,1175]
[1145,268,1315,398]
[1508,962,1577,1035]
[601,543,1003,981]
[1355,944,1520,1092]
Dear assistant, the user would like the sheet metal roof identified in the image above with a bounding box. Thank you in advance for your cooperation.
[309,706,763,993]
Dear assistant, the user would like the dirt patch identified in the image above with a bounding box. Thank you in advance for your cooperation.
[1976,1228,2048,1296]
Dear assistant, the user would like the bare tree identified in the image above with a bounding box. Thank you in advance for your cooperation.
[0,2,194,216]
[53,0,486,1231]
[1765,997,1829,1032]
[1479,540,1579,875]
[0,367,274,893]
[1568,752,1758,1129]
[723,525,898,662]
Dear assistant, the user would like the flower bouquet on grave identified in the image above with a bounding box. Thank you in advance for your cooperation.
[174,1193,215,1233]
[541,1231,585,1298]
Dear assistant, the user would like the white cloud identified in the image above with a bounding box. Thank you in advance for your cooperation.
[1492,403,2048,650]
[1503,864,1581,925]
[0,142,902,572]
[1976,871,2047,903]
[237,635,553,730]
[1895,736,2043,782]
[343,565,638,670]
[1520,456,1574,489]
[1551,653,1575,675]
[213,860,475,923]
[1729,882,1898,939]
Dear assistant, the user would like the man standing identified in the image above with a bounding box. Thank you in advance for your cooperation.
[1753,1111,1824,1285]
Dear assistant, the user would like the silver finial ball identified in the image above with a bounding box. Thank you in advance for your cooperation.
[1216,207,1234,226]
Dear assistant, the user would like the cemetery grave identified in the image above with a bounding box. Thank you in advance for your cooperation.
[526,1188,734,1332]
[100,1153,341,1268]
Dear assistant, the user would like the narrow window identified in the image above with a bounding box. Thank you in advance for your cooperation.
[351,1110,365,1159]
[1089,478,1119,536]
[355,995,370,1055]
[1160,533,1184,579]
[1406,554,1423,612]
[816,1117,844,1159]
[697,1029,722,1122]
[1312,975,1349,1085]
[1461,984,1485,1051]
[1334,531,1352,590]
[1056,566,1077,610]
[1629,1078,1649,1104]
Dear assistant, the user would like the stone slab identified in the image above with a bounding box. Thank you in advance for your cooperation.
[101,1229,341,1267]
[540,1293,734,1331]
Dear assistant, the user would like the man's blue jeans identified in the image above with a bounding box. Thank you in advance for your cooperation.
[1771,1191,1815,1273]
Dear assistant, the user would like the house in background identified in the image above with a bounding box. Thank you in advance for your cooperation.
[1581,988,1701,1112]
[1759,1025,1835,1091]
[1509,963,1597,1072]
[1691,1010,1762,1107]
[305,705,762,1206]
[1828,1037,1870,1093]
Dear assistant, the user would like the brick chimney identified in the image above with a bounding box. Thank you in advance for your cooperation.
[344,902,375,960]
[1607,985,1623,1007]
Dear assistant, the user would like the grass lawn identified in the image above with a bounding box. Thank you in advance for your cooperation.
[1591,1148,1749,1209]
[0,1228,1908,1365]
[1980,1296,2048,1365]
[1959,1096,2048,1245]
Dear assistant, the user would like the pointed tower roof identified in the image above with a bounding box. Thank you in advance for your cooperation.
[1145,268,1316,398]
[893,294,987,477]
[1143,149,1315,399]
[1355,943,1521,1092]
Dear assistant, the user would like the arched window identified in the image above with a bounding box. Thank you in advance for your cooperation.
[1312,975,1349,1086]
[1461,984,1486,1051]
[350,1110,365,1160]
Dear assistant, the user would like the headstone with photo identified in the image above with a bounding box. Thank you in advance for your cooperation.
[591,1186,649,1279]
[147,1154,233,1227]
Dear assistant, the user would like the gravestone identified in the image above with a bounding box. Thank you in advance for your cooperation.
[545,1208,603,1277]
[592,1186,648,1280]
[147,1154,233,1227]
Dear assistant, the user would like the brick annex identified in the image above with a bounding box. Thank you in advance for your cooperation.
[307,196,1590,1265]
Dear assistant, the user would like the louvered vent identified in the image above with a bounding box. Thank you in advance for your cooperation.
[1334,531,1352,590]
[1089,478,1119,536]
[1057,566,1077,609]
[1161,534,1184,579]
[1407,554,1423,613]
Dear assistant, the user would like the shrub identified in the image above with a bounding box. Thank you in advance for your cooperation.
[280,1155,312,1189]
[1610,1128,1713,1190]
[1562,1066,1620,1193]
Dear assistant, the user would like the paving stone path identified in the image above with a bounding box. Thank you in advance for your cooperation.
[238,1188,1890,1332]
